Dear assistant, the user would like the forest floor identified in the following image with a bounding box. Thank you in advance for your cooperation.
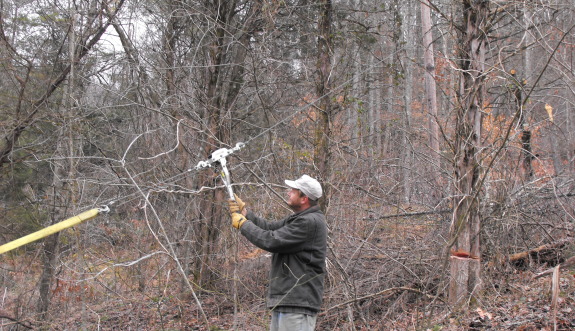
[382,269,575,331]
[4,241,575,330]
[42,264,574,330]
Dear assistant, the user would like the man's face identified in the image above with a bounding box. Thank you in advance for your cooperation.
[287,188,306,211]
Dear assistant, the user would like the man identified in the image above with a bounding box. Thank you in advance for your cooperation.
[229,175,327,331]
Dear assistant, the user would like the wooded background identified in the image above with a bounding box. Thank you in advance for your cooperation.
[1,0,574,329]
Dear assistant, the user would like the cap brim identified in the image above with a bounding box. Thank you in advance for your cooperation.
[284,179,298,189]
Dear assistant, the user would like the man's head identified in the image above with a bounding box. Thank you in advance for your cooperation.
[285,175,322,212]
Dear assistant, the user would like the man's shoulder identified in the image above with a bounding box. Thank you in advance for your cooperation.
[298,206,325,220]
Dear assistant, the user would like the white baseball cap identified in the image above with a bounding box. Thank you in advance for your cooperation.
[285,175,323,200]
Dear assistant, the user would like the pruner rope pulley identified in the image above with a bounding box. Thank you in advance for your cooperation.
[194,142,245,201]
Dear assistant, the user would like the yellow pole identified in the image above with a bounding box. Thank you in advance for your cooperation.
[0,208,100,255]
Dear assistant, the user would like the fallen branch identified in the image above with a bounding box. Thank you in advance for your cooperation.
[532,256,575,279]
[321,286,441,314]
[509,239,571,263]
[0,312,33,329]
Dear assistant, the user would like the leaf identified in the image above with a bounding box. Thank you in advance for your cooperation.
[476,307,493,320]
[545,104,554,122]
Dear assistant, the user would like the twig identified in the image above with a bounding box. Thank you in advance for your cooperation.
[361,209,451,221]
[242,165,288,204]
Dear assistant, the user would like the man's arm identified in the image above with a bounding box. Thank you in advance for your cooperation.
[244,211,286,231]
[240,216,310,254]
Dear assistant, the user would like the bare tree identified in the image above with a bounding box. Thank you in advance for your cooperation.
[447,0,490,307]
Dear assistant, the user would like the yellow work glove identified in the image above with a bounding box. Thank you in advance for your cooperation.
[228,194,246,214]
[231,212,247,229]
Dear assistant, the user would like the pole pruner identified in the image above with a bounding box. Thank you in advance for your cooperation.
[194,142,245,201]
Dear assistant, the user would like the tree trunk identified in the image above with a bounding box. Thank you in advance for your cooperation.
[192,0,262,287]
[314,0,334,211]
[449,255,480,306]
[448,0,489,307]
[195,0,229,284]
[515,79,533,181]
[401,1,415,203]
[37,11,81,320]
[421,0,441,189]
[36,224,60,321]
[520,3,535,182]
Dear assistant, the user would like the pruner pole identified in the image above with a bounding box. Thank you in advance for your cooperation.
[0,206,110,255]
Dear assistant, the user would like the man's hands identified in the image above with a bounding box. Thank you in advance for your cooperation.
[229,194,247,229]
[228,194,246,215]
[231,212,247,229]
